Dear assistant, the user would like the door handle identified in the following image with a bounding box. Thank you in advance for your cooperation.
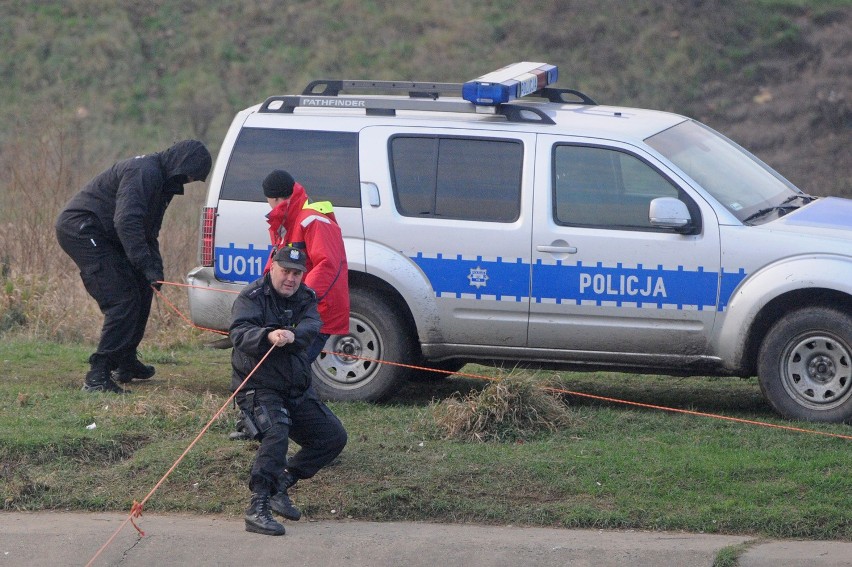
[361,182,380,207]
[537,244,578,254]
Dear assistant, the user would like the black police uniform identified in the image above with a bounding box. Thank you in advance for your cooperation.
[230,270,347,534]
[56,140,212,389]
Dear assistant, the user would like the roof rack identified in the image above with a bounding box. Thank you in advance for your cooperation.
[537,87,597,106]
[258,63,597,125]
[299,79,597,105]
[302,79,463,99]
[258,94,556,125]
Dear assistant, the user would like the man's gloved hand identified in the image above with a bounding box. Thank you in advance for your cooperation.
[144,269,164,290]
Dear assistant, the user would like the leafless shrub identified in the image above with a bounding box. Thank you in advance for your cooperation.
[429,373,578,442]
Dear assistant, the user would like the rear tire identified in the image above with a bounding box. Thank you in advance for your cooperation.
[311,287,415,401]
[757,307,852,423]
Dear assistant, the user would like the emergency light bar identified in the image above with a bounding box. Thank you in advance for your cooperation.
[462,62,558,106]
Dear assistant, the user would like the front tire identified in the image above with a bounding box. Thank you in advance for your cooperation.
[311,287,415,402]
[757,307,852,423]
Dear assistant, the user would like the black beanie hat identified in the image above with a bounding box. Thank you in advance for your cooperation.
[262,170,296,199]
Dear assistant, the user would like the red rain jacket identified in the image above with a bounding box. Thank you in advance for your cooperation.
[264,182,350,335]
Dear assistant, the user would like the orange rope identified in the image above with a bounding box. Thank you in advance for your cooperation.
[86,280,850,562]
[327,352,852,441]
[152,283,228,336]
[85,344,276,567]
[154,279,852,440]
[540,386,852,440]
[158,280,241,294]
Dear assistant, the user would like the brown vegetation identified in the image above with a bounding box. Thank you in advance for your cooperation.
[0,1,848,344]
[430,374,578,442]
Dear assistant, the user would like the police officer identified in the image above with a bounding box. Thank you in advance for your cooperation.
[230,246,347,536]
[56,139,212,394]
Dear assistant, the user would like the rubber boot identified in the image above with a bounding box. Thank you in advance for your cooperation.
[82,355,130,394]
[114,359,155,384]
[269,470,301,521]
[228,417,251,441]
[245,490,286,536]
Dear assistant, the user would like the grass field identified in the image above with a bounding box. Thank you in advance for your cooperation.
[2,338,849,541]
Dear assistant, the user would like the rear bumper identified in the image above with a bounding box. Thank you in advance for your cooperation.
[186,266,245,332]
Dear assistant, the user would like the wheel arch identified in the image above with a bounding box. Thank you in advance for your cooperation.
[348,270,460,371]
[715,255,852,374]
[740,288,852,376]
[348,270,419,342]
[312,273,420,401]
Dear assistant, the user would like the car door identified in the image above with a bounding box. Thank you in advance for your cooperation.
[528,136,722,359]
[359,126,537,348]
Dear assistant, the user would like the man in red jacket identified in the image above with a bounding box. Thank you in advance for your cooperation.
[257,170,350,522]
[261,170,350,362]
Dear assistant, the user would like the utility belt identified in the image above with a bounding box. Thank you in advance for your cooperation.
[237,389,292,440]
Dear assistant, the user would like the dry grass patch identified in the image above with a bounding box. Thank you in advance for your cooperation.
[429,373,578,442]
[104,388,229,421]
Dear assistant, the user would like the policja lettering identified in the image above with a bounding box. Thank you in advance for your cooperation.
[579,272,667,298]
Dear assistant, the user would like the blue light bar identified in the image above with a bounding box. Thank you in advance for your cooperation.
[462,62,558,106]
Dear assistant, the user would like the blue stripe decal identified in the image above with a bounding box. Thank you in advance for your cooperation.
[411,253,529,301]
[412,254,747,311]
[214,245,748,310]
[720,268,747,311]
[532,261,720,309]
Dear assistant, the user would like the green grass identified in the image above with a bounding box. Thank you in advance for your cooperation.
[1,338,850,540]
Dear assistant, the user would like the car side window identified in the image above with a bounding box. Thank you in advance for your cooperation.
[220,128,361,206]
[553,144,685,230]
[390,135,523,222]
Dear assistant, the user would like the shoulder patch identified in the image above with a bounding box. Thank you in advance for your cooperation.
[242,278,265,298]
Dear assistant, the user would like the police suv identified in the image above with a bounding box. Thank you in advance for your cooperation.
[188,62,852,423]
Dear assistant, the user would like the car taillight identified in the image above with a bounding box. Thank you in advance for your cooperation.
[199,206,217,267]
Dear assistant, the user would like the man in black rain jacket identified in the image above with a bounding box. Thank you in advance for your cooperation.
[56,139,212,393]
[230,246,347,536]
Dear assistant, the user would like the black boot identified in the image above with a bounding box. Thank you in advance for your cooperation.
[228,417,251,441]
[82,355,130,394]
[269,471,301,521]
[245,490,286,535]
[114,359,155,384]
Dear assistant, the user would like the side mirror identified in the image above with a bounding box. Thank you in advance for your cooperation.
[649,197,692,233]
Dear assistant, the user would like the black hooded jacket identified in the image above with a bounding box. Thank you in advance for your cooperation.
[56,139,212,279]
[230,274,322,401]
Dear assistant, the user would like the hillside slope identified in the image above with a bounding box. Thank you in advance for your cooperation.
[0,0,849,195]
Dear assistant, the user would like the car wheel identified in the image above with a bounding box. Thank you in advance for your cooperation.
[757,307,852,423]
[311,287,414,401]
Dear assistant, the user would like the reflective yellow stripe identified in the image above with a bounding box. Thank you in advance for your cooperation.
[303,201,334,215]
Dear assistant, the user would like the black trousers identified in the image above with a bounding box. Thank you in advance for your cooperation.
[56,215,153,368]
[237,387,347,494]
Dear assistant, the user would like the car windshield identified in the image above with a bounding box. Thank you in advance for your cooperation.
[645,119,801,223]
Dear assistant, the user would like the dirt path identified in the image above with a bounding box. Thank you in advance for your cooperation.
[2,512,851,566]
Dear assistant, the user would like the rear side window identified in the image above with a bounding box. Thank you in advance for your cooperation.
[390,135,523,222]
[220,128,361,206]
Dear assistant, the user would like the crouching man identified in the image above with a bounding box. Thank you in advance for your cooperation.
[229,245,347,536]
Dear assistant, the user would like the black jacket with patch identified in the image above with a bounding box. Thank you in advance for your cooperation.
[229,274,322,400]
